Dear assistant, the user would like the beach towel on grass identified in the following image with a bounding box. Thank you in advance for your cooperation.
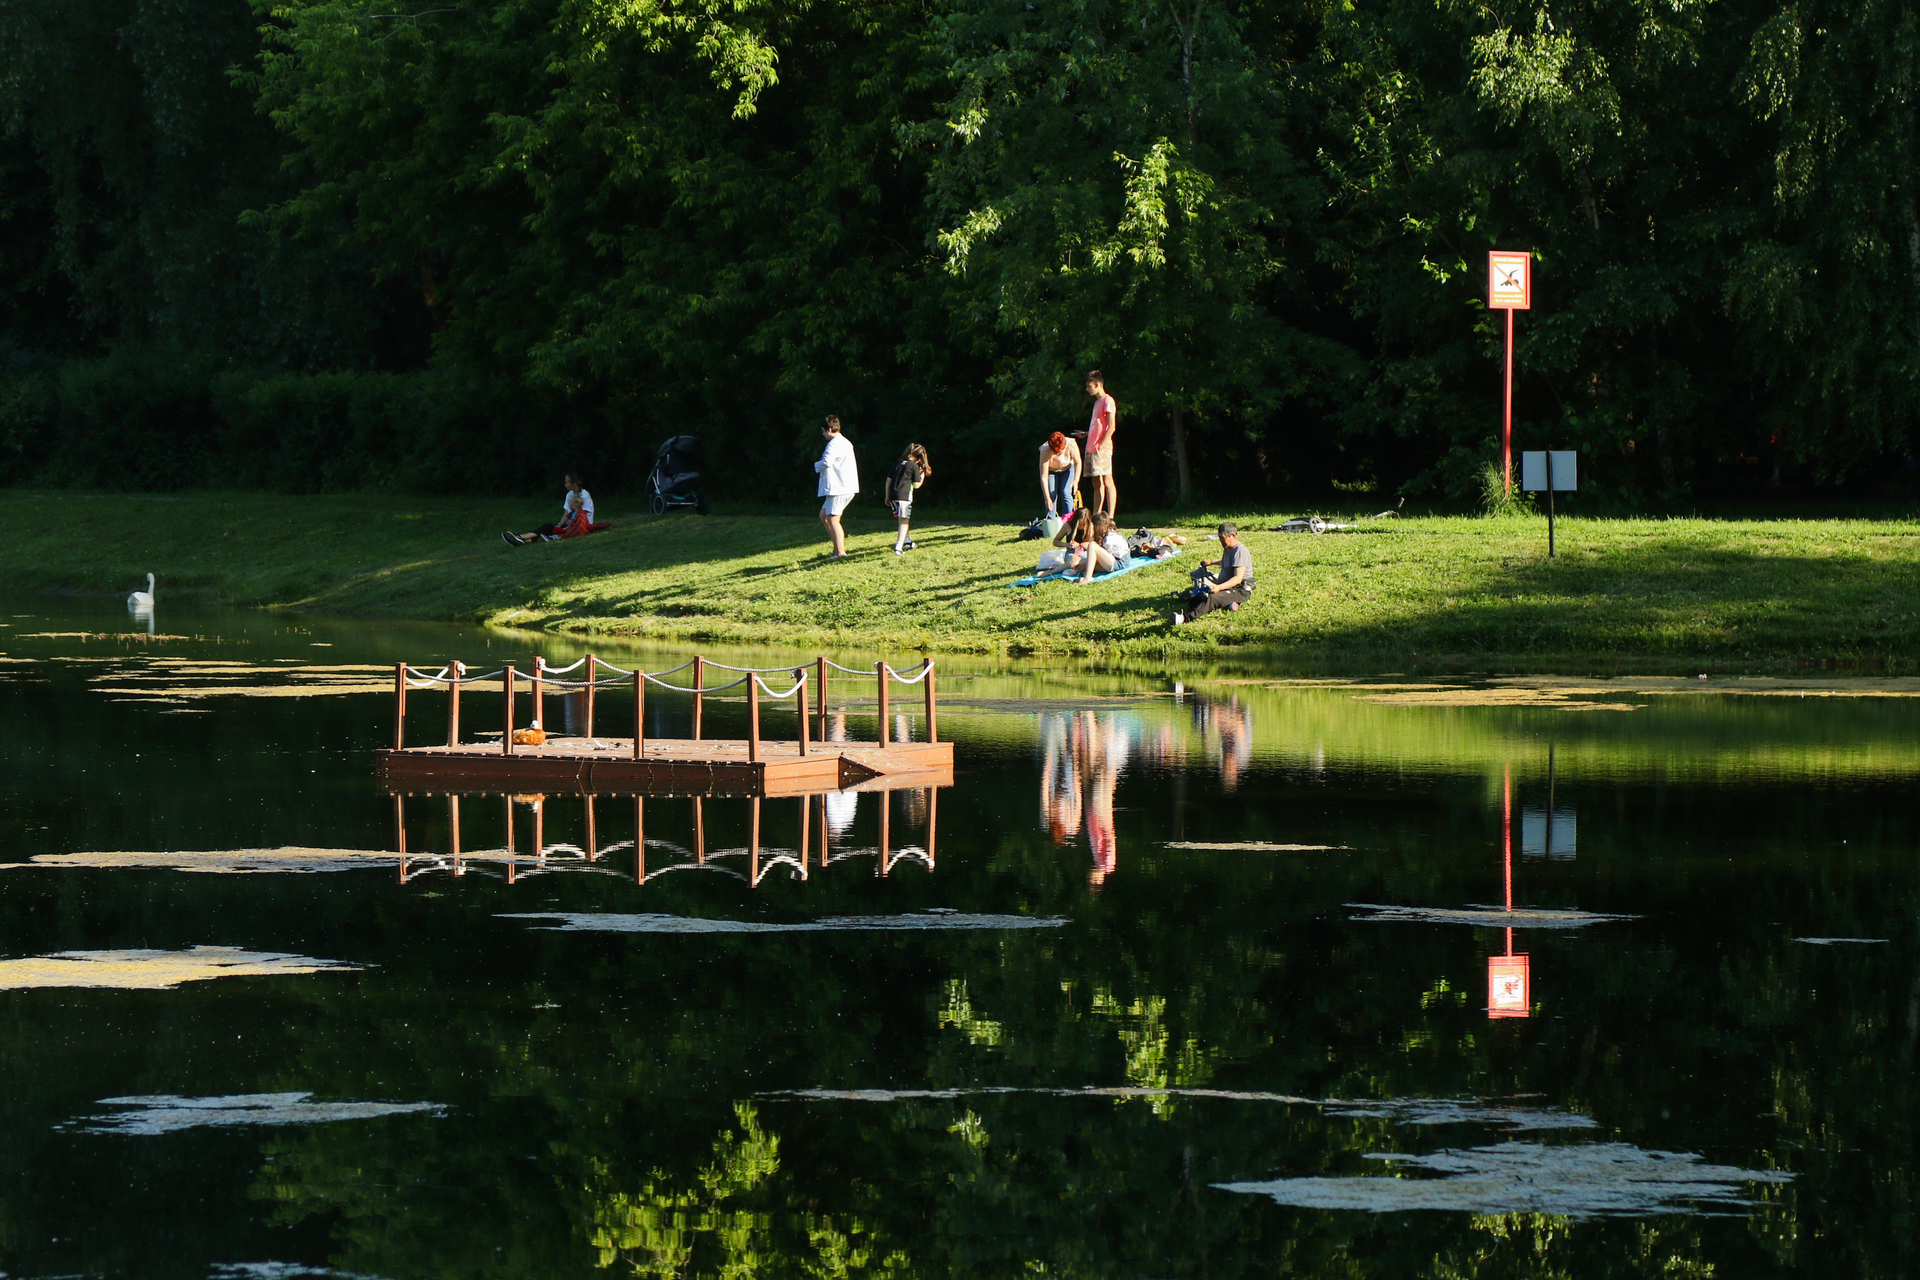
[1009,549,1180,589]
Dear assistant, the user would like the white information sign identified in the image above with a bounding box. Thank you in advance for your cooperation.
[1521,451,1577,492]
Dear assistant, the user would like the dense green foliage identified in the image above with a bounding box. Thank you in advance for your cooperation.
[1,0,1916,503]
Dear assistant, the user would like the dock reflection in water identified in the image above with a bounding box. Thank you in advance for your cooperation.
[388,783,940,889]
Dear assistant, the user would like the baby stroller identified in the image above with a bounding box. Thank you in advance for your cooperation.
[647,434,708,515]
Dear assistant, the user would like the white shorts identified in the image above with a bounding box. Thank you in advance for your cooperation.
[821,493,853,517]
[890,500,912,519]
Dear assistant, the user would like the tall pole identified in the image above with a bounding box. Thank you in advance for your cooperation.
[1503,762,1514,957]
[1546,450,1557,557]
[1503,308,1515,494]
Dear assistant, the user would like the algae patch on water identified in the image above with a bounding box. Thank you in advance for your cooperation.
[501,912,1069,933]
[63,1092,442,1135]
[1216,1141,1791,1217]
[774,1088,1595,1131]
[0,946,361,990]
[5,848,402,874]
[1164,841,1350,852]
[1347,903,1639,928]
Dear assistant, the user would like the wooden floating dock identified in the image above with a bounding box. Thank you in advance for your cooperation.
[380,651,952,797]
[377,736,953,796]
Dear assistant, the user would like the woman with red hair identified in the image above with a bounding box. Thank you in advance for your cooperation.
[1037,430,1082,519]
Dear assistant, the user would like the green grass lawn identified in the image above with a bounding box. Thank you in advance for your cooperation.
[5,490,1918,672]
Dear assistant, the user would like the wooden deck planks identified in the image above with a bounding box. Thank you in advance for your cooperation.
[376,737,952,797]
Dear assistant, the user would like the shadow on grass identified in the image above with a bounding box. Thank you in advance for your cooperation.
[293,515,1918,671]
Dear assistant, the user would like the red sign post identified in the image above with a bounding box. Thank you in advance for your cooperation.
[1488,252,1532,493]
[1487,760,1531,1019]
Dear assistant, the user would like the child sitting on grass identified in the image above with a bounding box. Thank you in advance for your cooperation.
[504,474,593,545]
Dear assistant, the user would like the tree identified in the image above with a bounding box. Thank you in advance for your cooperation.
[922,0,1344,505]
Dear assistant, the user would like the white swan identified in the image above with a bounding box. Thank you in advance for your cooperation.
[128,573,155,609]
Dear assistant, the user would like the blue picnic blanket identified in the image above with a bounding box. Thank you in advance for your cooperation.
[1009,548,1180,588]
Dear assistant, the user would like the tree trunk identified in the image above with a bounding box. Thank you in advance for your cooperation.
[1169,404,1194,507]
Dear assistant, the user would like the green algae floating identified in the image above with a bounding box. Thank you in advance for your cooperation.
[1346,903,1639,928]
[4,848,403,874]
[500,912,1068,933]
[1216,1142,1791,1217]
[1163,841,1350,852]
[63,1092,442,1135]
[0,946,361,991]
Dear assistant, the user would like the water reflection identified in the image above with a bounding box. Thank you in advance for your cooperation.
[390,785,940,888]
[1192,694,1254,790]
[1040,711,1131,887]
[1039,697,1254,886]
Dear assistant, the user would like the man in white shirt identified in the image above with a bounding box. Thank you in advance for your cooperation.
[814,416,859,559]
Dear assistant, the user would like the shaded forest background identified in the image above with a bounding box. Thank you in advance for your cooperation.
[1,0,1916,508]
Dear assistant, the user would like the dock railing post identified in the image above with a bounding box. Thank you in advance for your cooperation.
[747,676,761,762]
[533,656,546,732]
[749,796,761,883]
[448,661,464,747]
[879,789,891,875]
[798,795,809,879]
[393,664,407,750]
[503,665,517,756]
[694,796,705,863]
[816,656,828,740]
[585,795,597,861]
[924,660,937,743]
[876,662,890,747]
[634,795,645,883]
[817,792,829,869]
[632,674,646,760]
[584,654,597,737]
[926,786,937,868]
[793,669,809,756]
[692,656,705,740]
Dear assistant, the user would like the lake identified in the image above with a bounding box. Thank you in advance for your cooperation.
[1,599,1915,1278]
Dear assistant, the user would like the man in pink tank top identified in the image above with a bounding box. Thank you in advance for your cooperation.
[1079,370,1118,521]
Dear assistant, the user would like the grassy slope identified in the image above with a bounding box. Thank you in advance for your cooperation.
[5,490,1918,671]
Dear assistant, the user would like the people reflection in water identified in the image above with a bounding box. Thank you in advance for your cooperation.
[825,789,858,838]
[1040,711,1131,889]
[1192,695,1253,791]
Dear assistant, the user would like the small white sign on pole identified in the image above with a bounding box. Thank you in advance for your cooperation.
[1520,451,1577,491]
[1518,451,1576,557]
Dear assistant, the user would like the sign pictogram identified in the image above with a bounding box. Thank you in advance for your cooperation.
[1489,252,1531,310]
[1487,954,1531,1018]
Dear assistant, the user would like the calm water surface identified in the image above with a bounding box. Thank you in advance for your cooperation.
[1,601,1916,1278]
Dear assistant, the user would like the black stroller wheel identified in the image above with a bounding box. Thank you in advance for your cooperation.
[649,492,667,516]
[695,494,709,516]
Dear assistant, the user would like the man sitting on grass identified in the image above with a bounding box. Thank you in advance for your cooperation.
[1172,523,1253,626]
[504,474,593,546]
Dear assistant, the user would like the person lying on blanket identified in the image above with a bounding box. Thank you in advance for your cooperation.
[504,473,594,546]
[1069,514,1133,584]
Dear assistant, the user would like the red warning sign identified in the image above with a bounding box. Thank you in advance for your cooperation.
[1488,954,1531,1019]
[1489,251,1532,310]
